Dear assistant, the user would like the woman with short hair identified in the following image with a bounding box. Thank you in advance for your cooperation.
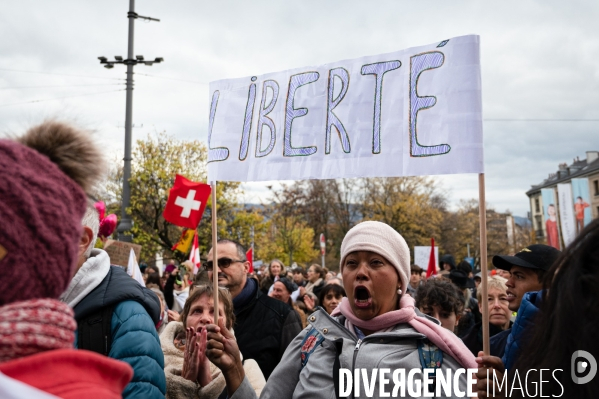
[461,276,511,356]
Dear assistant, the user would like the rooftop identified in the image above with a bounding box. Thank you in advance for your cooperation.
[526,151,599,195]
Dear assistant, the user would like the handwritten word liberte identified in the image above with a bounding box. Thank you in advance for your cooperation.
[207,51,451,163]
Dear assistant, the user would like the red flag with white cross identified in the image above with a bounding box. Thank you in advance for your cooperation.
[163,175,211,229]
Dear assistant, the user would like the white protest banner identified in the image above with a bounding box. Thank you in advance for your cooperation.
[207,35,482,182]
[414,246,438,271]
[557,183,576,246]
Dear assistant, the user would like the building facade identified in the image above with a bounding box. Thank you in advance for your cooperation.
[526,151,599,243]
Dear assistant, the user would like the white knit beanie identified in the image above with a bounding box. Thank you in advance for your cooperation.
[339,221,411,292]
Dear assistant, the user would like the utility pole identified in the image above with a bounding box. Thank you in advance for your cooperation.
[98,0,163,242]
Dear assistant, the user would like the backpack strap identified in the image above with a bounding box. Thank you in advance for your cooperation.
[77,305,115,356]
[418,339,444,397]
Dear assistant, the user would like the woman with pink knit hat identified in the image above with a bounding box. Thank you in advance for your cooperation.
[206,221,477,398]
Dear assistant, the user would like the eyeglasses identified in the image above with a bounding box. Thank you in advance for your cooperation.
[203,257,246,271]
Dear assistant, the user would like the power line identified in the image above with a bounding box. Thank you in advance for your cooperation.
[484,119,599,122]
[135,72,206,85]
[0,67,125,81]
[0,83,126,90]
[0,88,126,107]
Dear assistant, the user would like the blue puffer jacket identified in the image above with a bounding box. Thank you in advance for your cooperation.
[74,266,166,399]
[502,290,542,371]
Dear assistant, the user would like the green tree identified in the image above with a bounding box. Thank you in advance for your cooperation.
[260,214,319,266]
[360,176,446,249]
[262,184,319,265]
[222,207,269,260]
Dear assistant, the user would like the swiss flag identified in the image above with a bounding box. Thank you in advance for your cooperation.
[426,237,437,278]
[246,248,253,274]
[163,175,211,229]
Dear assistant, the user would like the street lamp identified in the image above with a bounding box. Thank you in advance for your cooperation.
[97,55,163,68]
[97,0,163,242]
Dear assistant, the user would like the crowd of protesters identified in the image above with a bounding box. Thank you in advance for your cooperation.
[1,121,598,398]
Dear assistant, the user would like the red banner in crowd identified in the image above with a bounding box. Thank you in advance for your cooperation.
[426,237,437,278]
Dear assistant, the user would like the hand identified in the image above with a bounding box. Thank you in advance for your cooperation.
[167,310,180,322]
[206,318,245,395]
[299,286,306,297]
[475,352,506,398]
[303,294,315,311]
[182,327,206,383]
[197,328,212,387]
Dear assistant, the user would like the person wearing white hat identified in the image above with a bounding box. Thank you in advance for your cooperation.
[206,221,478,398]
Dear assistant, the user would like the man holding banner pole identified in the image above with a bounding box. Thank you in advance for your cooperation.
[205,238,302,379]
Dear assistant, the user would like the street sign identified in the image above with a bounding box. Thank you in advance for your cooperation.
[320,233,326,255]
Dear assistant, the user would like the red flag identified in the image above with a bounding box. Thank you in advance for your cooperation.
[163,175,211,229]
[246,248,253,274]
[189,230,201,274]
[426,237,437,278]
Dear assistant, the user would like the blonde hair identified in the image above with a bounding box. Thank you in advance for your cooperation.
[476,275,508,303]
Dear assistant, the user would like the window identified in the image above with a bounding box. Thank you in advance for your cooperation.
[535,215,543,237]
[534,198,540,213]
[594,180,599,196]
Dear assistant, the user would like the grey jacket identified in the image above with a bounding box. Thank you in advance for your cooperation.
[232,308,471,399]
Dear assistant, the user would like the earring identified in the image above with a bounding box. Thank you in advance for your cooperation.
[397,288,402,295]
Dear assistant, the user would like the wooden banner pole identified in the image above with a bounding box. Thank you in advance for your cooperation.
[479,173,490,355]
[211,181,219,324]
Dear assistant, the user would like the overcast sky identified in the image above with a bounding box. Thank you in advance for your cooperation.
[1,0,597,216]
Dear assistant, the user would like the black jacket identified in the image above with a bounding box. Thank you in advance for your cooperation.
[489,328,511,358]
[234,283,303,379]
[462,321,513,357]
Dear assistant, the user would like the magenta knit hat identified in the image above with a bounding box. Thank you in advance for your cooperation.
[0,121,105,306]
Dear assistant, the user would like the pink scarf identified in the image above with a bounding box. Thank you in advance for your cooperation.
[331,295,477,369]
[0,299,76,362]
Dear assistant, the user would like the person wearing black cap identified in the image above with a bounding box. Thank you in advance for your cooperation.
[269,278,298,306]
[269,277,307,328]
[487,244,561,366]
